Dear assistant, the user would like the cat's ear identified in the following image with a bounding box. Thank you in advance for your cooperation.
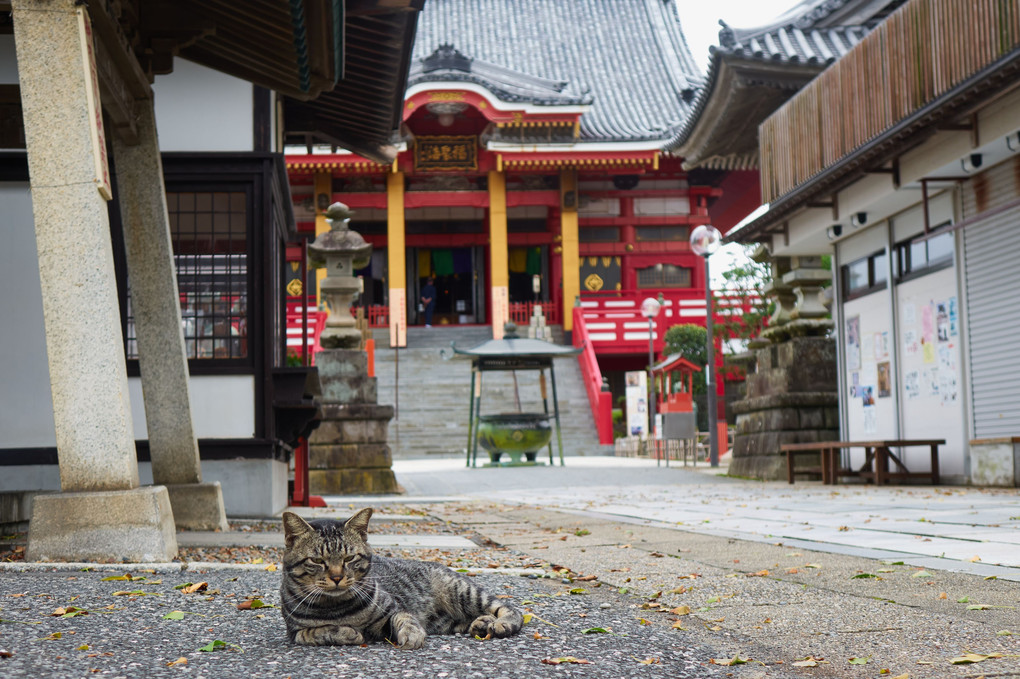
[344,507,373,540]
[282,511,314,548]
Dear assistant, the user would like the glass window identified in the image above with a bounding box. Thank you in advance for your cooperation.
[637,264,691,288]
[895,227,954,280]
[126,190,249,360]
[634,225,690,242]
[842,250,887,299]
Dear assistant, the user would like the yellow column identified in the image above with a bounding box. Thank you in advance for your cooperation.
[387,171,407,347]
[560,168,580,331]
[313,172,331,307]
[488,170,509,339]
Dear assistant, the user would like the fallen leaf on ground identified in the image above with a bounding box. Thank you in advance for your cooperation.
[849,656,871,665]
[197,640,241,653]
[180,582,208,595]
[911,571,932,579]
[636,657,659,664]
[671,605,691,615]
[100,574,145,582]
[162,611,186,620]
[166,657,187,667]
[581,627,609,634]
[237,599,273,610]
[792,656,827,667]
[711,654,749,666]
[949,652,1003,664]
[541,657,590,665]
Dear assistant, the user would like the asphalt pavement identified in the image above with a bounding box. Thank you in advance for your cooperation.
[1,453,1018,678]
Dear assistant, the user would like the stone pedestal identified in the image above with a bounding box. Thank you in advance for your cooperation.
[728,337,839,480]
[26,486,178,563]
[308,351,400,494]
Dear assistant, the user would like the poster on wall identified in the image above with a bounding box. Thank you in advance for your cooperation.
[936,301,950,342]
[861,386,875,406]
[904,370,920,399]
[625,371,648,437]
[877,362,891,398]
[846,316,861,370]
[903,329,919,355]
[850,372,860,398]
[874,332,889,360]
[863,405,878,434]
[949,297,958,336]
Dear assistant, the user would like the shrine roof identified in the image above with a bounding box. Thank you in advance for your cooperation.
[409,0,704,143]
[666,0,884,168]
[407,46,592,108]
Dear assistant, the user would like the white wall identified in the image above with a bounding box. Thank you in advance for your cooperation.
[152,58,253,152]
[0,35,18,83]
[895,268,965,477]
[0,183,57,448]
[128,375,256,439]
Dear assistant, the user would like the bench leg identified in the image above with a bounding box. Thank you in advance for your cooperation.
[787,451,794,484]
[930,444,940,485]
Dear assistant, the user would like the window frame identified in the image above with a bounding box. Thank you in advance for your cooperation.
[894,222,955,284]
[841,249,888,301]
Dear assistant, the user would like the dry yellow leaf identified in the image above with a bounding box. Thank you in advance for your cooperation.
[166,657,187,667]
[671,605,691,615]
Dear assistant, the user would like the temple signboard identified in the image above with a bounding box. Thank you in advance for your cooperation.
[414,136,477,172]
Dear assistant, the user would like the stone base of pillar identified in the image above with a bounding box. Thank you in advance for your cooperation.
[728,337,838,481]
[309,348,401,496]
[165,482,229,532]
[26,486,178,562]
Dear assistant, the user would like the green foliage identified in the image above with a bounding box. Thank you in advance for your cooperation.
[716,246,773,358]
[662,324,707,398]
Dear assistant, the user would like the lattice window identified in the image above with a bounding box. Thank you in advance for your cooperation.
[125,191,249,360]
[636,264,691,288]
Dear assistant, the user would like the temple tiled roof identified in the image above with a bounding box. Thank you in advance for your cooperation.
[717,20,869,65]
[666,0,881,164]
[409,0,704,144]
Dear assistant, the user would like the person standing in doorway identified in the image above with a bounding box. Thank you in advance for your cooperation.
[421,277,436,327]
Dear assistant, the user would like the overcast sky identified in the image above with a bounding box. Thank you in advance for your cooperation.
[680,0,802,71]
[676,0,804,283]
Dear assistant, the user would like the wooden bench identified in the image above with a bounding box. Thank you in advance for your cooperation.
[781,439,944,485]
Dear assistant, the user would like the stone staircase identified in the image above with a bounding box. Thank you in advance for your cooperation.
[369,326,604,459]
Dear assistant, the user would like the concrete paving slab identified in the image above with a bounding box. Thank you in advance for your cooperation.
[175,531,477,550]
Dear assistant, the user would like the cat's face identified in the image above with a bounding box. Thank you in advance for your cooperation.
[282,509,374,595]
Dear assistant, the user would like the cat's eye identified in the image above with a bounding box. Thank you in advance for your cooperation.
[305,557,326,569]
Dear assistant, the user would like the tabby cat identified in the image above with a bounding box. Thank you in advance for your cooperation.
[280,508,524,649]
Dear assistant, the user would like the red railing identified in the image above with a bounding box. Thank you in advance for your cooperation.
[285,300,327,365]
[509,301,560,326]
[572,306,614,445]
[578,289,756,356]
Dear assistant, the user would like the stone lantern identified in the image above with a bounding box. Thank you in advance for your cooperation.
[305,202,398,495]
[308,202,372,349]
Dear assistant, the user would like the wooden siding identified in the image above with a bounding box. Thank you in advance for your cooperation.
[760,0,1020,203]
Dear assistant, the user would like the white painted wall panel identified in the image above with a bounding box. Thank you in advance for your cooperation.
[128,375,255,439]
[895,268,965,477]
[152,58,253,152]
[0,35,18,84]
[0,184,57,447]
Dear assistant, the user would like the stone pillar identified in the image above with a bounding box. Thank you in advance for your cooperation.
[113,98,228,531]
[728,252,838,480]
[13,0,176,560]
[488,170,509,339]
[308,352,399,494]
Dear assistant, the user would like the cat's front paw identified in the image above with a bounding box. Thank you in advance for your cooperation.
[469,614,519,639]
[293,624,364,646]
[392,612,426,650]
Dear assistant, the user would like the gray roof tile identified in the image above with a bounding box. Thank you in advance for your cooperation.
[409,0,703,143]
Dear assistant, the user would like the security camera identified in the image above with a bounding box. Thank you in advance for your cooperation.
[961,153,983,173]
[826,224,843,240]
[850,212,867,228]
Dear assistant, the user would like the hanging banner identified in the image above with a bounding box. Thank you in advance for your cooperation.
[625,370,648,437]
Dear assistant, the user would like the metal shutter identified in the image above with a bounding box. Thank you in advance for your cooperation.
[963,160,1020,438]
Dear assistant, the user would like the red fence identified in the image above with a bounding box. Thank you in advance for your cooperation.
[285,301,327,364]
[572,306,614,445]
[509,301,560,326]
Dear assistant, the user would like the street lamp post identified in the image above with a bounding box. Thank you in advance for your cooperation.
[640,296,662,454]
[690,224,722,467]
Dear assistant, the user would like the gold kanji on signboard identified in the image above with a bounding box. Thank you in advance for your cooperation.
[414,136,477,171]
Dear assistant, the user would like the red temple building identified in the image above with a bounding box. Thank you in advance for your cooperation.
[283,0,762,442]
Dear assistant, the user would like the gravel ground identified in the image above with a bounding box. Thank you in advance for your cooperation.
[0,567,736,679]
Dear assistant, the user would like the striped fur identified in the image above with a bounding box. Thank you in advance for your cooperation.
[280,508,523,649]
